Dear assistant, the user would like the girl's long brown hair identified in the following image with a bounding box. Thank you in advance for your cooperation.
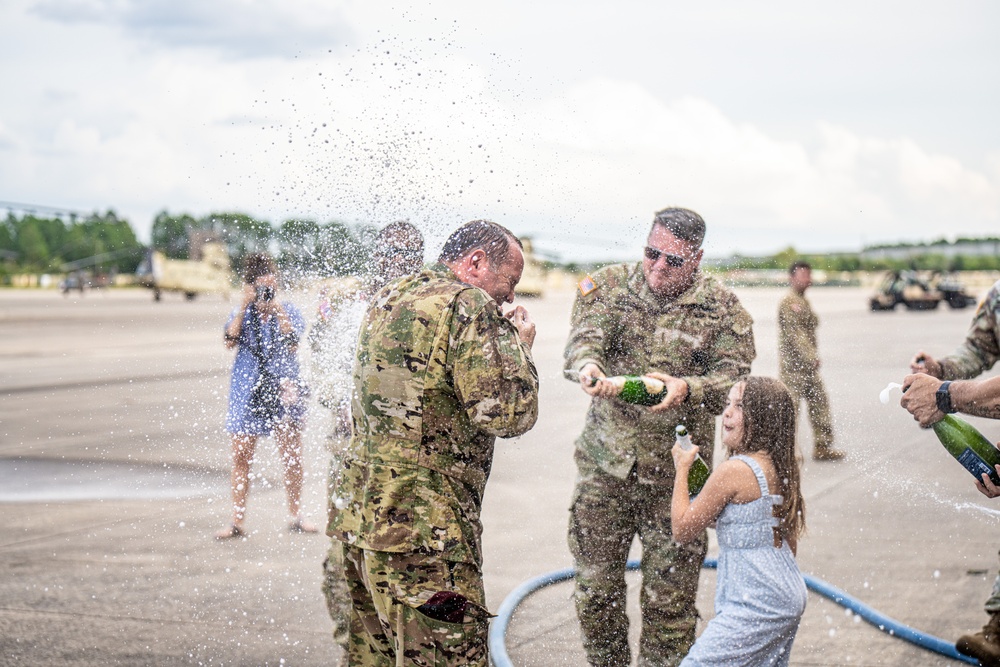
[738,376,806,542]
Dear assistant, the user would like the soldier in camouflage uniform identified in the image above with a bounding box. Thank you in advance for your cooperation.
[908,279,1000,666]
[312,222,424,666]
[564,208,756,667]
[778,261,845,461]
[327,220,539,666]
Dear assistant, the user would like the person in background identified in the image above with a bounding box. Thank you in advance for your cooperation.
[216,252,317,539]
[564,207,756,667]
[311,222,424,665]
[778,260,845,461]
[672,377,807,667]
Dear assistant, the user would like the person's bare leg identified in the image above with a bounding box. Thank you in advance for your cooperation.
[216,433,257,538]
[276,419,317,532]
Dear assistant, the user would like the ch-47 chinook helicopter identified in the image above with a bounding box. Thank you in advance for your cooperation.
[135,233,234,301]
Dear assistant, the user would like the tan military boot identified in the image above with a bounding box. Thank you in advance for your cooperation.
[813,447,846,461]
[957,613,1000,667]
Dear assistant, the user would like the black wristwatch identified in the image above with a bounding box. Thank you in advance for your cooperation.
[936,381,955,414]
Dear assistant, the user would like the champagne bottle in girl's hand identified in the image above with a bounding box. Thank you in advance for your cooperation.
[676,424,710,495]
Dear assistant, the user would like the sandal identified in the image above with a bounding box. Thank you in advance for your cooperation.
[215,524,246,540]
[288,518,319,534]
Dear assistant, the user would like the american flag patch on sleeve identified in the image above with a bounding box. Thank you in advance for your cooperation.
[578,275,597,296]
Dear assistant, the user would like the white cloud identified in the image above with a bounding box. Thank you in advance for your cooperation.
[30,0,355,60]
[2,2,998,260]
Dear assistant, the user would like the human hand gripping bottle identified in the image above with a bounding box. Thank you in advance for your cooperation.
[563,370,667,406]
[675,424,710,495]
[881,381,1000,485]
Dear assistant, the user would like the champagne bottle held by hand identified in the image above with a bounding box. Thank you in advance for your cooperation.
[563,370,668,406]
[932,415,1000,486]
[676,425,710,495]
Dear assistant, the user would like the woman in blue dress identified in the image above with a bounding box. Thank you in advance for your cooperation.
[671,376,808,666]
[216,253,317,539]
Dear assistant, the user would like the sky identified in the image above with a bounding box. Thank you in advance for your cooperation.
[1,0,998,262]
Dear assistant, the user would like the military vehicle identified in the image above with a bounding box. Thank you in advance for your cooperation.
[135,241,234,301]
[869,270,977,311]
[514,237,547,298]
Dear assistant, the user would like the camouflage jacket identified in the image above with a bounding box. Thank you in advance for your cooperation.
[328,262,539,565]
[940,280,1000,380]
[778,290,819,376]
[564,263,755,484]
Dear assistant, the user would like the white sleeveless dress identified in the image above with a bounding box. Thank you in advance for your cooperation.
[681,455,807,666]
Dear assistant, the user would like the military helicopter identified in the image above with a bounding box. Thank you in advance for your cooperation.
[135,233,234,301]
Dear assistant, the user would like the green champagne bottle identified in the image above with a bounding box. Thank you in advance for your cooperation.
[676,425,710,495]
[605,375,667,406]
[932,415,1000,486]
[562,370,668,406]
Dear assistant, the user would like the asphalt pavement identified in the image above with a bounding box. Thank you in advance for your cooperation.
[2,283,999,666]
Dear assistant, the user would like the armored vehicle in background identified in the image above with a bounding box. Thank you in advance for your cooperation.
[514,237,547,298]
[869,270,977,311]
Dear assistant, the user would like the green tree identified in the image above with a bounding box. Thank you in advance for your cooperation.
[15,220,49,269]
[277,218,321,274]
[152,211,197,259]
[204,212,273,267]
[315,221,369,276]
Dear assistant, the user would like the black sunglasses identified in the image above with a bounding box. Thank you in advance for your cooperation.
[644,246,685,267]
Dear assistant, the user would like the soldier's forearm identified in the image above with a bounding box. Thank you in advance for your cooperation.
[939,348,994,381]
[951,377,1000,420]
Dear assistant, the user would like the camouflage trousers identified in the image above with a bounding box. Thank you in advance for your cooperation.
[340,543,491,666]
[323,438,352,665]
[323,538,351,666]
[984,550,1000,614]
[569,458,706,667]
[781,370,835,452]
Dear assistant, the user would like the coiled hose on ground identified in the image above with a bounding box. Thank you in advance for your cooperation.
[489,558,978,666]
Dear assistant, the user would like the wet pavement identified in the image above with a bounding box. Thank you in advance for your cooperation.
[1,284,999,666]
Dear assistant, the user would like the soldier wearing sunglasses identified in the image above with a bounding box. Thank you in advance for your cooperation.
[564,207,756,667]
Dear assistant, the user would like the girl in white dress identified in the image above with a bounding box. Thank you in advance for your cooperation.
[671,376,808,667]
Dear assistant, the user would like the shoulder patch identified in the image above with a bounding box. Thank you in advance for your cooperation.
[578,275,598,297]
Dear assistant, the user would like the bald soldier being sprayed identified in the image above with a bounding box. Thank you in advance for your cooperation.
[327,220,538,666]
[564,208,755,667]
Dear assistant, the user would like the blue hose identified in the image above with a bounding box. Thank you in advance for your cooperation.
[489,558,977,666]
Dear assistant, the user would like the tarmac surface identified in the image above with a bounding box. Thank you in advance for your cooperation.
[2,282,1000,666]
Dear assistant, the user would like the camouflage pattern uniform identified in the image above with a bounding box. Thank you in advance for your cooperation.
[564,262,755,667]
[328,262,539,666]
[937,281,1000,615]
[937,280,1000,382]
[778,289,836,455]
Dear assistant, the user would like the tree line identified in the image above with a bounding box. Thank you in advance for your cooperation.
[713,242,1000,273]
[3,209,998,280]
[0,210,379,279]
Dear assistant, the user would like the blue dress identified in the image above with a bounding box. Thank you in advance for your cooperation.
[225,302,307,436]
[681,455,807,667]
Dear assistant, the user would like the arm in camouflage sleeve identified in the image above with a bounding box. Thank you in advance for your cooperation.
[940,285,1000,380]
[778,297,818,368]
[451,300,540,438]
[684,300,756,414]
[563,285,610,375]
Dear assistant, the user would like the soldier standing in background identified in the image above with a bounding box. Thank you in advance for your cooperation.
[311,221,424,666]
[564,207,756,667]
[327,220,539,666]
[778,261,846,461]
[909,278,1000,666]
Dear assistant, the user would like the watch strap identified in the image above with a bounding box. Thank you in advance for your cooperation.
[936,381,955,414]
